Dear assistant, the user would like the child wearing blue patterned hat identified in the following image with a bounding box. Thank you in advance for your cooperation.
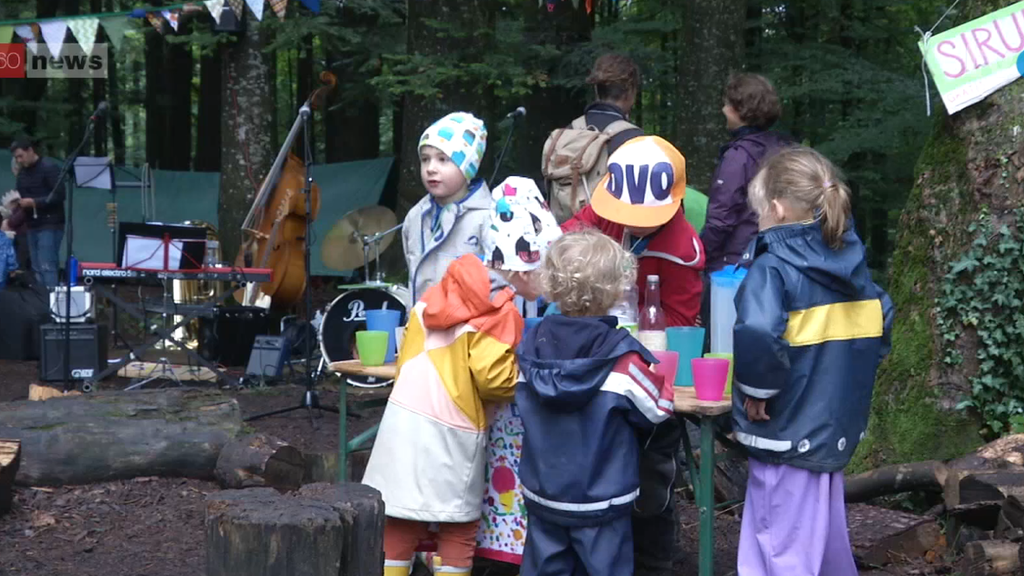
[402,112,495,303]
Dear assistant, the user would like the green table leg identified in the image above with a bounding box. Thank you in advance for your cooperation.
[680,423,700,496]
[699,415,715,576]
[338,380,348,483]
[346,424,380,452]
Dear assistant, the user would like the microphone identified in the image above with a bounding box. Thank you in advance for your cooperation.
[505,106,526,120]
[90,101,109,122]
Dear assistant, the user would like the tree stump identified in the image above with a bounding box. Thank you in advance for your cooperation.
[205,483,385,576]
[945,470,1024,508]
[206,489,345,576]
[299,483,385,576]
[957,540,1020,576]
[215,433,304,491]
[847,504,942,566]
[0,388,242,486]
[0,439,21,515]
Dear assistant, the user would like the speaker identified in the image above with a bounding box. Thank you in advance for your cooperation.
[198,307,269,367]
[39,323,108,381]
[245,335,291,379]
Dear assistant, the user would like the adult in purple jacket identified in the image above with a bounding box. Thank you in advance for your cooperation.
[701,73,791,273]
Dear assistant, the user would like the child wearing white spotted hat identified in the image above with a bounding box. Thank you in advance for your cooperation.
[402,112,495,303]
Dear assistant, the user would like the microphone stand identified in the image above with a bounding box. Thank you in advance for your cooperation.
[488,112,523,187]
[56,116,98,393]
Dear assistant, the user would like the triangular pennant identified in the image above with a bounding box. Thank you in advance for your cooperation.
[39,20,68,58]
[227,0,245,19]
[14,25,37,53]
[298,0,319,13]
[244,0,264,21]
[68,18,99,55]
[161,10,180,32]
[100,17,129,50]
[205,0,225,24]
[269,0,287,21]
[0,26,13,45]
[146,12,166,34]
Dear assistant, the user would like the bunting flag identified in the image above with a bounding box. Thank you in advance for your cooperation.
[244,0,264,21]
[68,17,99,55]
[161,10,180,31]
[0,26,13,45]
[146,12,165,34]
[99,17,129,50]
[227,0,245,20]
[269,0,287,21]
[39,20,68,57]
[205,0,225,24]
[14,24,37,53]
[298,0,319,12]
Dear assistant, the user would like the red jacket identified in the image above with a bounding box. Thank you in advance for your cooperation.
[562,205,705,327]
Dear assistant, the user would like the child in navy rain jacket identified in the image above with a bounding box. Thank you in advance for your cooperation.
[516,229,674,576]
[732,146,894,576]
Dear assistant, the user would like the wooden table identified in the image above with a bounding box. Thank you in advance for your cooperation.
[673,387,733,576]
[327,361,396,482]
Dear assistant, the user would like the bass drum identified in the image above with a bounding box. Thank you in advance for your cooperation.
[320,286,410,387]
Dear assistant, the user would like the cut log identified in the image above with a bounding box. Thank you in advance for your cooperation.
[0,439,21,515]
[996,496,1024,539]
[957,540,1020,576]
[206,488,345,576]
[845,460,948,503]
[214,433,304,491]
[947,502,1003,550]
[0,388,242,486]
[302,450,372,485]
[945,471,1024,508]
[848,504,943,566]
[949,435,1024,472]
[298,483,385,576]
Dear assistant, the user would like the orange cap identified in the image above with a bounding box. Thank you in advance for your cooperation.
[591,136,687,228]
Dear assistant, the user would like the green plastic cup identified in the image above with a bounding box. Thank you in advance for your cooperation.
[704,353,734,395]
[356,330,389,367]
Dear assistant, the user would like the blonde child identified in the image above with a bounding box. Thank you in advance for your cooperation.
[515,229,674,576]
[733,146,893,575]
[364,175,561,576]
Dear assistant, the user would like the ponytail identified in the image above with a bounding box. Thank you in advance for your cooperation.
[819,180,851,250]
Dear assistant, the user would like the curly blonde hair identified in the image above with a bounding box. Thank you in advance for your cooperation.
[542,229,637,317]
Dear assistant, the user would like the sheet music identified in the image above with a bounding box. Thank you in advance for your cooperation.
[73,157,112,190]
[122,235,184,270]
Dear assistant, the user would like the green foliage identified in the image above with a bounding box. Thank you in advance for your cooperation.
[936,209,1024,436]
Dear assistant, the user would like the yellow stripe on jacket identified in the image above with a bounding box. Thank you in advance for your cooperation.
[782,299,883,347]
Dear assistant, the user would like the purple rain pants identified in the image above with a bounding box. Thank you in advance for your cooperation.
[737,458,858,576]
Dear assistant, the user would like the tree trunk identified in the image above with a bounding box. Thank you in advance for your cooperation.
[219,18,275,261]
[107,0,125,165]
[195,49,222,172]
[164,30,193,170]
[0,388,242,486]
[298,483,386,576]
[66,0,85,159]
[845,460,949,503]
[958,540,1020,576]
[0,439,20,515]
[214,433,305,491]
[323,11,381,166]
[92,0,107,157]
[860,0,1024,468]
[395,0,494,215]
[676,0,745,191]
[144,22,164,166]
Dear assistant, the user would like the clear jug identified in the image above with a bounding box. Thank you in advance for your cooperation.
[709,265,748,355]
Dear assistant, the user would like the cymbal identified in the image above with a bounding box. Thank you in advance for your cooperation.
[321,205,399,271]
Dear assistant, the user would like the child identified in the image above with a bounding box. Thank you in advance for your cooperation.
[561,135,701,575]
[516,229,674,576]
[0,218,17,290]
[403,112,495,304]
[733,146,894,576]
[475,176,562,567]
[363,176,561,576]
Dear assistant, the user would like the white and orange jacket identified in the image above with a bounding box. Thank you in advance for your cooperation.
[362,254,523,523]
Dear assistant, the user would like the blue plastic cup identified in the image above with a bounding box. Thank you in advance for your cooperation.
[666,326,706,387]
[365,309,402,363]
[524,317,543,339]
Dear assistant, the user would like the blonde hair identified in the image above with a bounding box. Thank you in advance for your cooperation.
[542,229,637,317]
[748,146,851,249]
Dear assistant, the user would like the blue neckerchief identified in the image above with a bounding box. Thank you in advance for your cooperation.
[628,235,652,256]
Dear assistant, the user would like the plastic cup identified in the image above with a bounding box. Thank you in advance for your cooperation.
[619,321,638,336]
[691,357,730,401]
[666,327,705,387]
[651,351,679,389]
[355,331,389,367]
[365,309,402,363]
[704,353,734,395]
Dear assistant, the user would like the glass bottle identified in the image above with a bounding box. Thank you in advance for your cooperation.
[638,275,667,351]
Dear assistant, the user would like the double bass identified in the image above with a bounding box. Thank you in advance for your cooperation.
[234,72,337,308]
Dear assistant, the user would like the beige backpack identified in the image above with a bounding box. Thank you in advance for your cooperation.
[541,115,637,223]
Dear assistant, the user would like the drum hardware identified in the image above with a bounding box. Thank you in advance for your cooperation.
[319,286,409,388]
[321,205,402,284]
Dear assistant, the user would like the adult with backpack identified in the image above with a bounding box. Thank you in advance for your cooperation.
[542,53,644,224]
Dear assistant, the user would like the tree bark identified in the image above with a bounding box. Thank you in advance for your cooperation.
[0,388,242,486]
[0,439,20,515]
[219,18,275,261]
[164,29,194,170]
[144,20,164,166]
[298,483,385,576]
[676,0,745,191]
[195,49,222,172]
[91,0,107,157]
[323,9,381,166]
[214,433,304,491]
[107,0,125,165]
[958,540,1020,576]
[845,461,949,503]
[66,0,85,159]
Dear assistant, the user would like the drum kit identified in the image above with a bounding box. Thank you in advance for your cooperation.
[317,205,409,388]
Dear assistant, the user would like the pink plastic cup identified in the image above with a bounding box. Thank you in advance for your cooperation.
[691,357,730,401]
[651,351,679,388]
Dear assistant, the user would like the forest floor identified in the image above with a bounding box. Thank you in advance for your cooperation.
[0,358,941,576]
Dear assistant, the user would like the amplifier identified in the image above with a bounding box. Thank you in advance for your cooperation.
[39,323,108,381]
[245,335,291,379]
[197,307,269,367]
[49,286,95,323]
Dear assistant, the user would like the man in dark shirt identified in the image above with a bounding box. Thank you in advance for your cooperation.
[582,53,645,155]
[11,140,64,289]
